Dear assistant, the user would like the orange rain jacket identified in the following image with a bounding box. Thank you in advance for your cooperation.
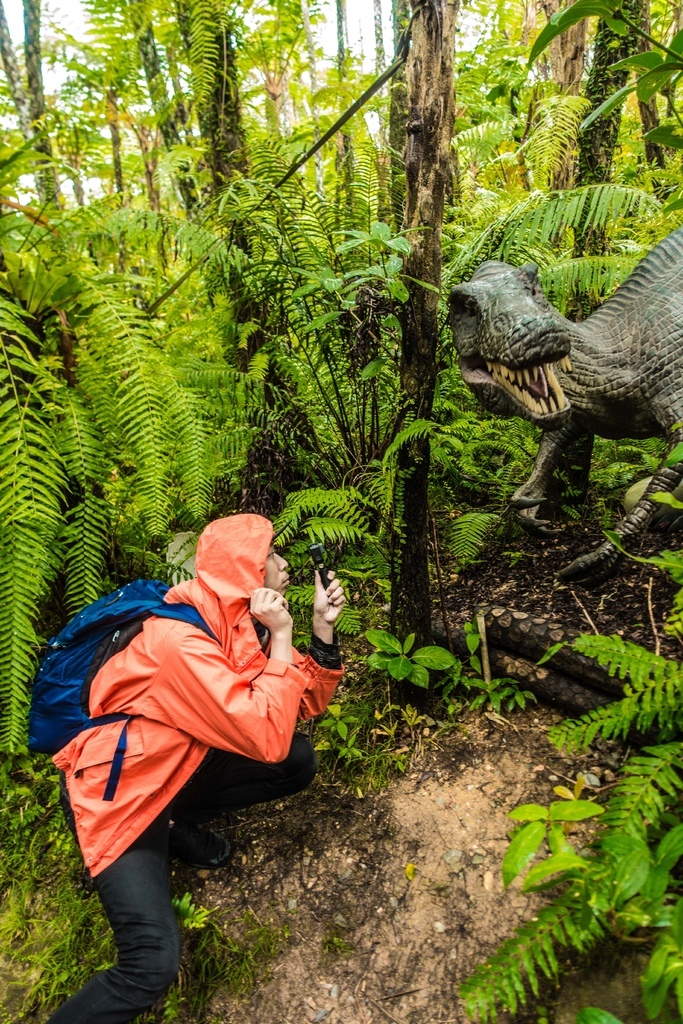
[53,515,343,877]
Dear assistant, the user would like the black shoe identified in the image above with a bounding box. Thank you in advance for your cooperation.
[169,819,232,868]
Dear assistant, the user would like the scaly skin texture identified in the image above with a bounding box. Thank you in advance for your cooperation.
[449,230,683,585]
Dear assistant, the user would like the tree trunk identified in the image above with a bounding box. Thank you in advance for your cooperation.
[129,0,196,211]
[392,0,458,647]
[389,0,410,228]
[301,0,325,197]
[106,89,125,198]
[539,0,587,189]
[195,17,247,194]
[576,0,641,193]
[0,0,31,139]
[637,0,665,168]
[541,0,586,95]
[22,0,59,203]
[374,0,386,73]
[335,0,354,224]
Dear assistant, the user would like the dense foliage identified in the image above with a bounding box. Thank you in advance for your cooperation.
[2,0,683,1018]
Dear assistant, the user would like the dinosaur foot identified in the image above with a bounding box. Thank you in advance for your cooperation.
[558,540,623,588]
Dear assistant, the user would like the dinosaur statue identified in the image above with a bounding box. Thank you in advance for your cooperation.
[449,228,683,584]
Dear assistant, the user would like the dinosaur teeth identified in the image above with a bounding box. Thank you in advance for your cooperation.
[559,356,572,372]
[523,368,530,386]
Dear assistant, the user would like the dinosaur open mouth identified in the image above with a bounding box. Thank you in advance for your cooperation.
[462,356,571,416]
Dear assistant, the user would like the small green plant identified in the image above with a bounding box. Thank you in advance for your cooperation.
[365,628,457,687]
[321,931,354,957]
[451,618,536,713]
[316,703,362,760]
[172,891,213,930]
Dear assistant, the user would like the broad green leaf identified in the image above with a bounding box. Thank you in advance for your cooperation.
[663,196,683,214]
[672,897,683,948]
[465,632,480,654]
[508,803,548,822]
[636,62,683,103]
[367,652,394,671]
[326,704,341,718]
[537,641,564,665]
[672,28,683,53]
[412,645,457,669]
[403,633,415,654]
[611,50,662,71]
[529,0,617,63]
[548,800,604,822]
[614,848,651,902]
[408,664,430,688]
[657,823,683,870]
[576,1010,626,1024]
[548,822,574,855]
[370,221,391,241]
[385,236,411,255]
[522,851,587,891]
[580,82,636,131]
[360,357,389,380]
[387,655,414,681]
[365,629,403,654]
[502,821,546,888]
[387,278,409,302]
[665,441,683,467]
[604,13,629,34]
[337,720,348,740]
[643,126,683,150]
[642,863,670,901]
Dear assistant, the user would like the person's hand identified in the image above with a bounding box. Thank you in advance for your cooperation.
[313,570,346,626]
[250,588,293,636]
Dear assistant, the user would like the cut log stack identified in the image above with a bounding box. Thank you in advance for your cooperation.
[436,605,624,718]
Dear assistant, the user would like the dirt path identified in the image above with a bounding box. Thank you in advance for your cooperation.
[178,703,622,1024]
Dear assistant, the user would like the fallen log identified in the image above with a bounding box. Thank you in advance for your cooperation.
[445,627,614,716]
[433,605,627,720]
[474,605,623,698]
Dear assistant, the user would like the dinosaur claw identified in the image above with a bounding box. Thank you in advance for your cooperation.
[558,541,623,588]
[509,496,546,510]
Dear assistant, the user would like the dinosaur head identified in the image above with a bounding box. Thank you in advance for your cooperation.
[450,261,572,428]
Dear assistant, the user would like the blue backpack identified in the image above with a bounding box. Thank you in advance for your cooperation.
[29,579,218,801]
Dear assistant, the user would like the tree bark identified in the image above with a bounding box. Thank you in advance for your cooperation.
[389,0,410,228]
[129,0,196,210]
[576,0,641,193]
[22,0,59,203]
[194,17,247,194]
[374,0,386,73]
[637,0,665,168]
[301,0,325,197]
[392,0,458,647]
[541,0,586,95]
[106,89,125,198]
[0,0,31,139]
[335,0,354,223]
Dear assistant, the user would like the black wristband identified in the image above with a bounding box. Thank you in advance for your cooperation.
[308,632,341,670]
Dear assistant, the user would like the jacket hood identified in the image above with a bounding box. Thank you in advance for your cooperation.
[165,514,273,645]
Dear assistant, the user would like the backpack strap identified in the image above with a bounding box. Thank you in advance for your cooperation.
[80,713,131,802]
[153,602,220,643]
[102,717,132,802]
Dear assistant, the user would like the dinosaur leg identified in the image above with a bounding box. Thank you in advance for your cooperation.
[560,425,683,586]
[510,420,588,537]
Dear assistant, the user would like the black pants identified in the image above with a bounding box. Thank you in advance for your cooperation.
[47,735,318,1024]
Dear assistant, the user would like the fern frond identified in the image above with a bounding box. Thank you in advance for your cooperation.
[444,511,500,566]
[460,896,602,1022]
